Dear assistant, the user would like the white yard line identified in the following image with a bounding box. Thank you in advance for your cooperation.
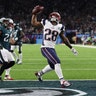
[20,62,96,64]
[23,58,96,60]
[12,68,96,71]
[71,44,96,48]
[3,79,96,81]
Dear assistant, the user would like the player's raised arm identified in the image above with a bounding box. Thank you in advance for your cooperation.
[31,5,44,28]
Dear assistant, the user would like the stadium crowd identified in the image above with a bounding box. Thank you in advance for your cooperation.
[0,0,96,44]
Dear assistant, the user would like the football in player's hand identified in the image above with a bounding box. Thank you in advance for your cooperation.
[32,5,44,15]
[9,38,16,45]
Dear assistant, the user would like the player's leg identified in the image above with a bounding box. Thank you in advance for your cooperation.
[17,44,22,64]
[0,49,8,81]
[5,68,12,80]
[5,45,15,80]
[35,48,55,81]
[10,45,19,63]
[0,63,4,81]
[4,49,15,80]
[35,64,53,81]
[40,48,71,87]
[0,49,15,80]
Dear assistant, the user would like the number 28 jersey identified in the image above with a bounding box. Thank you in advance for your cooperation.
[41,19,65,48]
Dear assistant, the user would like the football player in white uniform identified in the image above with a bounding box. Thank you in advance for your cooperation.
[31,5,78,88]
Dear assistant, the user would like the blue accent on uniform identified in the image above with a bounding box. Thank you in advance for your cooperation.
[61,25,64,31]
[42,19,46,25]
[42,35,45,46]
[41,47,60,66]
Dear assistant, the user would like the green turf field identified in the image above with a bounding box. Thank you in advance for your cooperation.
[4,44,96,80]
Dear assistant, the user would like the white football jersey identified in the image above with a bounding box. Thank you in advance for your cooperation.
[41,19,65,48]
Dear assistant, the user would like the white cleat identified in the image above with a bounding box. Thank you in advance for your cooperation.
[4,75,14,80]
[16,59,19,64]
[61,80,71,88]
[17,61,22,64]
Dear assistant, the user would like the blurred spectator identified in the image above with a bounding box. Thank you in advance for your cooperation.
[0,0,96,44]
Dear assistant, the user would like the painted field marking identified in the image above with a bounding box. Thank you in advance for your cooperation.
[0,87,87,96]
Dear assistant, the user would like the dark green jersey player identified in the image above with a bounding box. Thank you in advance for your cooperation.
[12,24,24,45]
[0,18,15,80]
[10,23,24,64]
[0,23,11,50]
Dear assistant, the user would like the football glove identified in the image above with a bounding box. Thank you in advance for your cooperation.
[71,48,78,55]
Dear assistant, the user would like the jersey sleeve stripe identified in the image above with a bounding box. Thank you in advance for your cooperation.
[61,25,65,31]
[42,19,46,25]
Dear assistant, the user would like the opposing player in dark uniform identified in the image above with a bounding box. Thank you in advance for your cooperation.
[31,5,78,88]
[10,22,24,64]
[0,18,15,80]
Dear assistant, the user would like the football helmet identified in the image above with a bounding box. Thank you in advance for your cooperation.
[49,12,61,24]
[8,18,14,30]
[0,17,6,23]
[8,18,14,24]
[0,17,9,27]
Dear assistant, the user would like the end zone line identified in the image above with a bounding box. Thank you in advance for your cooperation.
[3,79,96,82]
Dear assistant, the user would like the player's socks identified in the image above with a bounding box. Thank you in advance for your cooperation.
[12,52,18,61]
[35,65,53,82]
[42,65,53,73]
[19,53,22,62]
[5,68,11,76]
[55,64,64,79]
[54,64,71,87]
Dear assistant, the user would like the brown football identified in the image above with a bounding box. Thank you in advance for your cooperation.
[32,5,44,14]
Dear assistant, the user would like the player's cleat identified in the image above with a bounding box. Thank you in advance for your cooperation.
[17,61,22,64]
[35,72,43,82]
[61,80,71,88]
[4,75,14,80]
[16,59,19,64]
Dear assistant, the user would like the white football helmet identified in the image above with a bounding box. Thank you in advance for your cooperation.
[0,17,9,27]
[7,18,14,31]
[0,17,5,23]
[8,18,14,24]
[49,12,61,23]
[0,17,8,23]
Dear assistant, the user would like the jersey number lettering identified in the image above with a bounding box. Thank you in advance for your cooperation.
[45,29,58,41]
[4,34,10,42]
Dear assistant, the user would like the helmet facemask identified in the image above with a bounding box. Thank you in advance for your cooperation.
[49,12,61,25]
[50,16,59,24]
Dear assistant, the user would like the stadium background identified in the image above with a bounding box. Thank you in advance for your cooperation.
[0,0,96,44]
